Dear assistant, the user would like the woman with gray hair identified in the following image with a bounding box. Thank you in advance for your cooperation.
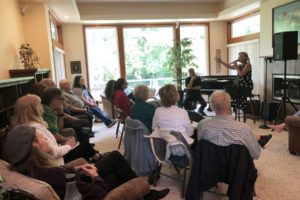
[131,85,155,132]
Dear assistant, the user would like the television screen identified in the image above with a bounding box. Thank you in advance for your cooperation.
[273,1,300,45]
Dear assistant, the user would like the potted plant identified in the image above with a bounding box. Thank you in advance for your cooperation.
[165,38,198,90]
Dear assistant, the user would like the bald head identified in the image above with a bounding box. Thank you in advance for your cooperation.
[211,91,232,115]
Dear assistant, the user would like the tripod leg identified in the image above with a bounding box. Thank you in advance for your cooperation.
[285,97,299,112]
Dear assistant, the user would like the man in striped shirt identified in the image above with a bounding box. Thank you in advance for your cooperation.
[197,90,272,159]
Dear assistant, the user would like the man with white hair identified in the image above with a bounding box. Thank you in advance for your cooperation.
[197,90,272,159]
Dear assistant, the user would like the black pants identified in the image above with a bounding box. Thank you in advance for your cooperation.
[183,94,207,111]
[63,140,97,163]
[96,151,137,191]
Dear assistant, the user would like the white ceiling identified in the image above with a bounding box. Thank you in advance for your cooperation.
[76,0,224,2]
[19,0,260,24]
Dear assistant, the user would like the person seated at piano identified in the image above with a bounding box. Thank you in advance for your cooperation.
[183,68,207,115]
[215,52,253,112]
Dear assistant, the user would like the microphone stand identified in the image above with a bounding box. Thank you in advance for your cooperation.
[259,57,272,129]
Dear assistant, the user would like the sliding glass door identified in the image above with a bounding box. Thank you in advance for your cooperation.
[85,27,120,98]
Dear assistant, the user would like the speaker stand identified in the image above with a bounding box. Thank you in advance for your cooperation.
[274,59,298,124]
[259,57,272,129]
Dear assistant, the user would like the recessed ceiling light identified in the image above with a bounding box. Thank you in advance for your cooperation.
[64,15,70,19]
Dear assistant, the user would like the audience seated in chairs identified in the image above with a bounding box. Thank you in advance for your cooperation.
[59,79,93,127]
[4,125,170,200]
[185,90,274,200]
[152,84,194,149]
[131,85,156,132]
[40,88,101,163]
[71,76,116,128]
[113,78,133,115]
[36,79,94,137]
[11,94,99,165]
[197,91,273,153]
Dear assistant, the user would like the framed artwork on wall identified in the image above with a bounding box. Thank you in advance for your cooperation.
[70,61,81,74]
[273,1,300,45]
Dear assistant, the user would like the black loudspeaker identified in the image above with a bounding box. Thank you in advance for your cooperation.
[273,31,298,60]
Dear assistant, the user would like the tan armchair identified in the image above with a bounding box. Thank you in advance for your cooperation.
[285,116,300,155]
[0,159,150,200]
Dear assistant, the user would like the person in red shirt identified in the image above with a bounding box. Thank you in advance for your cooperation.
[113,78,132,115]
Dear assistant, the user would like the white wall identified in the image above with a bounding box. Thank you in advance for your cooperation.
[22,3,53,79]
[209,21,228,75]
[0,0,24,79]
[62,24,88,84]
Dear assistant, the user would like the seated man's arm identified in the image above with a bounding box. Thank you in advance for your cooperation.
[186,77,201,90]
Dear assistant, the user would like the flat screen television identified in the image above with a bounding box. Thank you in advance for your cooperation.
[273,0,300,45]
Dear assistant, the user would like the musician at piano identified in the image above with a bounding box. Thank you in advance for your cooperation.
[215,52,253,112]
[183,68,207,115]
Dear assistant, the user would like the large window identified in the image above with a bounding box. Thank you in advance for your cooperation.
[84,23,209,96]
[180,25,208,75]
[85,27,120,98]
[124,27,173,90]
[228,12,260,44]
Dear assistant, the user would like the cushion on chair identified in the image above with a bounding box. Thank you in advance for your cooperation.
[285,116,300,154]
[0,159,59,200]
[103,177,150,200]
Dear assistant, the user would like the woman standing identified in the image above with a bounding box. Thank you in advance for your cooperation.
[216,52,253,111]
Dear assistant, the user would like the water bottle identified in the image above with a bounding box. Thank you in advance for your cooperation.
[64,173,82,200]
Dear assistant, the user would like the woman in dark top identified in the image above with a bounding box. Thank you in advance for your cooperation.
[216,52,253,111]
[104,79,115,101]
[131,85,155,132]
[5,125,169,200]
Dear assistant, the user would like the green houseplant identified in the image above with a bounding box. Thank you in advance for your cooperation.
[165,38,198,90]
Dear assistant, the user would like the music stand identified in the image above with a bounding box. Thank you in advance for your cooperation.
[259,57,272,129]
[274,60,298,124]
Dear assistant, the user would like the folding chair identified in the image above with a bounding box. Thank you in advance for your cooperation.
[145,130,192,198]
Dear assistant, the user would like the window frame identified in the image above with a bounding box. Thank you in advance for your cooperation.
[83,22,210,88]
[227,10,260,44]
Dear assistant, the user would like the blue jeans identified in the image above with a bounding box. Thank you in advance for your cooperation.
[89,106,112,126]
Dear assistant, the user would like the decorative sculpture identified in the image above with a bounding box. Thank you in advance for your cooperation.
[19,43,41,69]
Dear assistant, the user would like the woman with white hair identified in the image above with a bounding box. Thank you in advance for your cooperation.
[131,85,155,132]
